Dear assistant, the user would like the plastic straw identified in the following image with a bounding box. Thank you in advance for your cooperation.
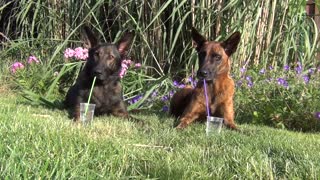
[203,79,210,117]
[85,76,96,115]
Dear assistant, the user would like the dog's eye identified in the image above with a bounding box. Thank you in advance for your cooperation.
[94,51,99,56]
[213,55,221,61]
[109,55,115,59]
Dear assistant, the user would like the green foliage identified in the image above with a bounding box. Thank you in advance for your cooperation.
[234,65,320,132]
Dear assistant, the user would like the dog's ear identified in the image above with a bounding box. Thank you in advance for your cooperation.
[191,27,207,52]
[221,31,241,56]
[83,26,99,48]
[117,32,134,55]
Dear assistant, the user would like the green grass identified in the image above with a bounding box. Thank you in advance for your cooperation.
[0,90,320,179]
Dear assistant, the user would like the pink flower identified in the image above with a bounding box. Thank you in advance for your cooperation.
[120,63,128,78]
[82,48,89,59]
[27,55,40,64]
[74,47,88,60]
[11,62,24,73]
[122,59,133,67]
[135,63,141,68]
[121,63,128,69]
[119,59,135,78]
[64,48,75,59]
[119,68,127,78]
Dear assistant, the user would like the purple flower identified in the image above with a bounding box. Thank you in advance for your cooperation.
[240,67,246,74]
[266,78,273,83]
[302,75,309,84]
[11,62,24,73]
[162,106,169,112]
[269,65,274,70]
[173,81,179,87]
[259,68,265,74]
[283,65,290,71]
[247,81,253,88]
[308,68,315,74]
[295,62,302,74]
[236,80,242,87]
[132,95,143,104]
[27,55,40,64]
[277,78,288,88]
[188,77,194,87]
[64,48,75,59]
[277,78,285,85]
[245,76,253,87]
[314,112,320,119]
[161,95,169,101]
[169,90,175,97]
[151,91,158,97]
[188,76,197,87]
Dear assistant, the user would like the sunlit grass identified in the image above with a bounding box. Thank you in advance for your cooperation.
[0,91,320,179]
[1,1,320,177]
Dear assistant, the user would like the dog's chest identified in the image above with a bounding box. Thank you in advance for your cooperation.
[92,81,122,102]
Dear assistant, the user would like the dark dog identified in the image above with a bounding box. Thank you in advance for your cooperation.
[170,27,241,130]
[65,26,133,121]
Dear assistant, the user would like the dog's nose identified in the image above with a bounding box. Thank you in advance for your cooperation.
[93,69,103,76]
[197,70,208,78]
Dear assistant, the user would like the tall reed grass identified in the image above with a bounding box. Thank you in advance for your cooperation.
[1,0,318,73]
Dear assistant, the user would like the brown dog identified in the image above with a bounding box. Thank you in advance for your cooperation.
[65,26,133,121]
[170,27,241,130]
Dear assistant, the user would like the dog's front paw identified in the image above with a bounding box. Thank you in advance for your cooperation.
[176,122,188,129]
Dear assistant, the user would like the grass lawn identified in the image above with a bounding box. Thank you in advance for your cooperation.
[0,89,319,179]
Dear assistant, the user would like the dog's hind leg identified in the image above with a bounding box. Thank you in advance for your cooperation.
[112,101,129,118]
[176,98,206,129]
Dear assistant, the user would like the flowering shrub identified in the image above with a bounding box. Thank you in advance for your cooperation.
[120,59,142,78]
[234,62,320,131]
[10,55,40,74]
[9,55,59,98]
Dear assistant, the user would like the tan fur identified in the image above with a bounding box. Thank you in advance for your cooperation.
[170,28,241,130]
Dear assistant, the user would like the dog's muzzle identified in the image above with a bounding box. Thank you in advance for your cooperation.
[197,70,213,81]
[93,69,105,80]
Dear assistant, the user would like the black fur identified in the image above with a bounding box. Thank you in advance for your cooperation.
[65,26,133,121]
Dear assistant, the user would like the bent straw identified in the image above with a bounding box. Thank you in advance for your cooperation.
[85,76,96,115]
[203,79,210,117]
